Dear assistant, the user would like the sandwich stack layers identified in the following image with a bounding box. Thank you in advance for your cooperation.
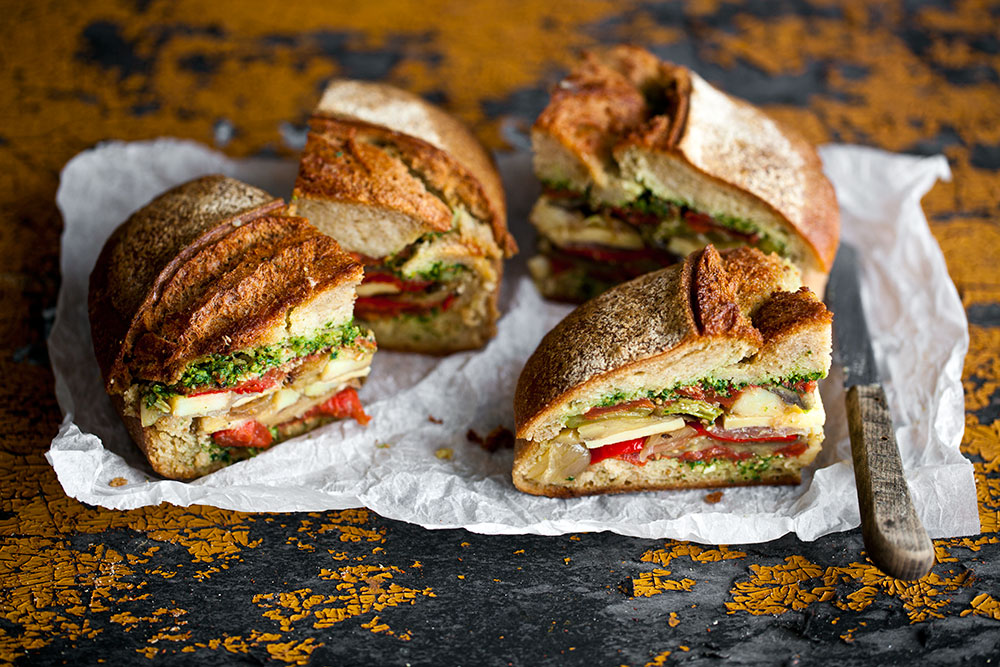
[529,45,839,302]
[89,175,377,480]
[513,245,833,497]
[292,80,518,354]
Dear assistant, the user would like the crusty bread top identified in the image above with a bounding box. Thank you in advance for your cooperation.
[305,79,515,256]
[533,45,838,271]
[89,175,363,391]
[514,246,831,441]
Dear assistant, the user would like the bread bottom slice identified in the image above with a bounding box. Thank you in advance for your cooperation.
[512,433,821,498]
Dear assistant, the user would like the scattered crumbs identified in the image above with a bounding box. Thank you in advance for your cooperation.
[679,645,690,652]
[563,558,571,565]
[457,575,465,580]
[704,491,724,504]
[499,635,504,640]
[569,647,576,651]
[460,542,471,547]
[831,617,839,625]
[482,426,515,452]
[466,429,484,445]
[435,448,453,460]
[514,549,525,555]
[411,561,422,568]
[376,442,392,449]
[569,535,581,541]
[668,612,680,628]
[428,415,443,424]
[109,477,128,487]
[493,579,501,582]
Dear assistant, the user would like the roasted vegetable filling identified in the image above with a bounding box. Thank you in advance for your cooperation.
[533,183,788,288]
[527,376,825,484]
[133,322,375,453]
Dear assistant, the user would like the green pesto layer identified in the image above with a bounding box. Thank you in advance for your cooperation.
[141,321,372,409]
[587,371,826,418]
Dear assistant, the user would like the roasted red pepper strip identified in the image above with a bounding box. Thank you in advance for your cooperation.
[212,420,273,449]
[189,369,285,397]
[558,244,663,264]
[583,398,655,420]
[689,422,799,444]
[774,441,808,458]
[304,387,371,426]
[678,443,753,462]
[355,293,457,318]
[588,437,646,465]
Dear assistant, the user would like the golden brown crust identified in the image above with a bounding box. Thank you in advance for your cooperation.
[533,44,839,271]
[294,119,454,235]
[533,48,653,176]
[752,286,833,344]
[303,80,515,257]
[89,175,362,391]
[692,246,761,343]
[721,246,799,316]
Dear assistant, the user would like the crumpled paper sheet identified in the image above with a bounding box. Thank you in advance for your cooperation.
[45,139,979,543]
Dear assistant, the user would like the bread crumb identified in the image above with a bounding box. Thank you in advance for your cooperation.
[467,426,514,452]
[109,477,128,487]
[704,491,724,504]
[435,448,453,460]
[428,415,442,424]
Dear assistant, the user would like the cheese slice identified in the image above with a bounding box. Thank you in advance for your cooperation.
[356,281,401,297]
[169,391,231,417]
[320,354,372,381]
[578,415,685,449]
[532,197,644,250]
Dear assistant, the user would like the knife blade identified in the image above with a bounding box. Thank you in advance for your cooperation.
[825,243,934,581]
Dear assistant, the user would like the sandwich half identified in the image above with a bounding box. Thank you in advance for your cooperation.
[89,175,377,480]
[513,245,832,497]
[529,45,839,302]
[292,80,517,354]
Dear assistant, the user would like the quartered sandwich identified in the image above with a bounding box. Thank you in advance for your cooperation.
[89,175,376,480]
[529,45,839,302]
[513,245,832,497]
[292,80,518,353]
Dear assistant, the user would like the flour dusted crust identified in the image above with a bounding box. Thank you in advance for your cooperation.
[532,45,839,283]
[512,245,832,497]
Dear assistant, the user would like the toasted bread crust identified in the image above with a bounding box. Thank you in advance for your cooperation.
[752,286,833,343]
[533,45,838,271]
[303,80,515,256]
[89,175,362,391]
[514,246,831,441]
[295,119,454,235]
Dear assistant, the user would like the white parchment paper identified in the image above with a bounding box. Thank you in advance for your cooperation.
[45,139,979,542]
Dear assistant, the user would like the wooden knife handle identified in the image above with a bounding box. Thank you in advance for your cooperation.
[847,384,935,580]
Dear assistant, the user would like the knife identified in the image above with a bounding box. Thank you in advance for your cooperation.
[825,243,935,581]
